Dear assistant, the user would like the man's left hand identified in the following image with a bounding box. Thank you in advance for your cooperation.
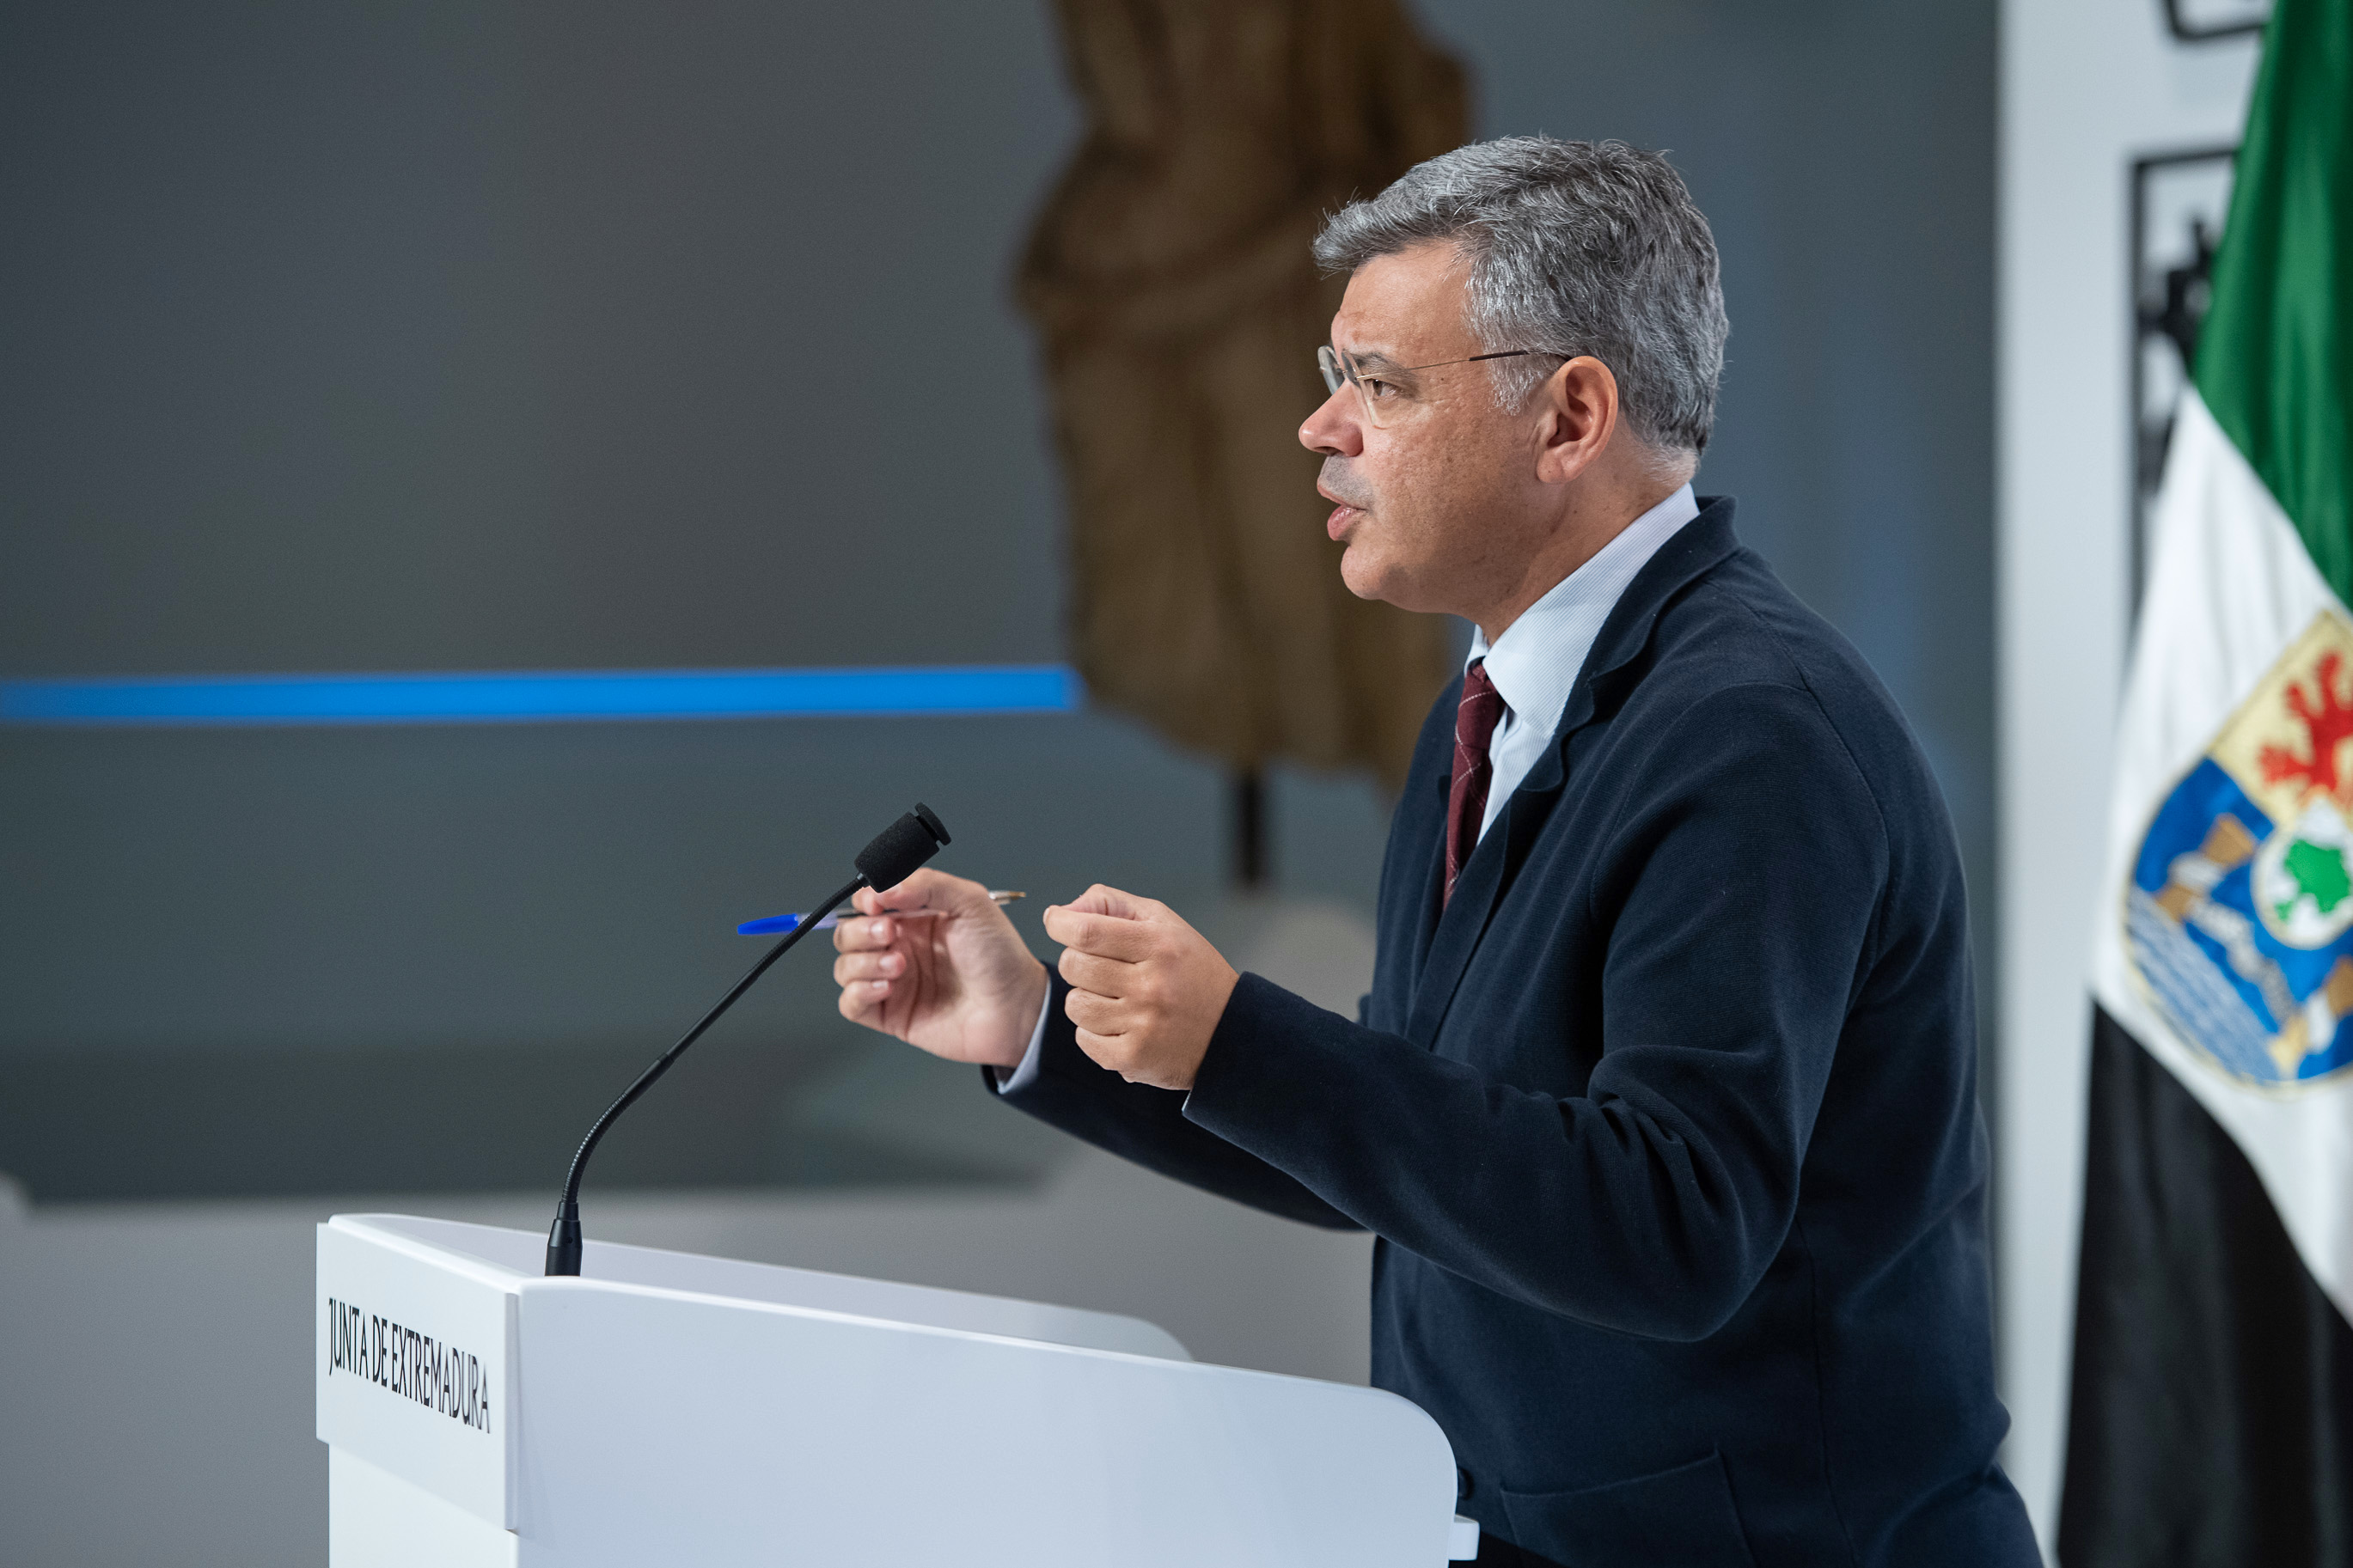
[1043,885,1240,1090]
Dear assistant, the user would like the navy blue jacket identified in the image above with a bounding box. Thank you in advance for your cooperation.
[995,500,2038,1567]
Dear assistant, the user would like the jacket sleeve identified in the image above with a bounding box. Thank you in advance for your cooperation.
[987,971,1364,1231]
[1180,682,1887,1340]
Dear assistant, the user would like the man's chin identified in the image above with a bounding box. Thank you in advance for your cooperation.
[1342,546,1454,616]
[1337,544,1403,606]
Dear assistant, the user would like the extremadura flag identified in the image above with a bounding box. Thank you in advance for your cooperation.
[2063,0,2353,1562]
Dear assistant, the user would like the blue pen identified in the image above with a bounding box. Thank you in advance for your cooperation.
[737,890,1024,935]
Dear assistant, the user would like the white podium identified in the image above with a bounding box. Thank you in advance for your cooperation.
[317,1214,1479,1565]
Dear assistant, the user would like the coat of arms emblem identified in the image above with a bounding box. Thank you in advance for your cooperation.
[2128,611,2353,1089]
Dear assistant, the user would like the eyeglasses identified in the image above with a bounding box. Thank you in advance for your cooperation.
[1317,345,1542,427]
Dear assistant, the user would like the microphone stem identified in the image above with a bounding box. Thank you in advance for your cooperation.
[546,870,870,1276]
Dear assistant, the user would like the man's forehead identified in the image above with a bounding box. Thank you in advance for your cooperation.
[1331,241,1473,357]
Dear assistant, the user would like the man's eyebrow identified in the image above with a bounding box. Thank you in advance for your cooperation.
[1338,345,1408,374]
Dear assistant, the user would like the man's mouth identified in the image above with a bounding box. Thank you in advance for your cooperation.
[1318,461,1372,541]
[1318,480,1371,540]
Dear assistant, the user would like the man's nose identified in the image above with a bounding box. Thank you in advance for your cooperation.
[1299,387,1364,458]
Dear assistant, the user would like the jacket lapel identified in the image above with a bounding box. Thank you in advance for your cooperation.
[1401,499,1744,1047]
[1401,677,1458,984]
[1403,757,1564,1046]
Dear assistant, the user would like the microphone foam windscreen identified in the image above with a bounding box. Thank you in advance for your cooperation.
[855,803,952,889]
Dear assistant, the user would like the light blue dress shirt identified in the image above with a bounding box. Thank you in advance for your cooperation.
[1464,483,1698,842]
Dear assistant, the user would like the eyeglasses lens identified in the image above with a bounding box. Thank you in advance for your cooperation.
[1317,347,1386,426]
[1317,346,1347,397]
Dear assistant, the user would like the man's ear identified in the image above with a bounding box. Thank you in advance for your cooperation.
[1533,356,1619,485]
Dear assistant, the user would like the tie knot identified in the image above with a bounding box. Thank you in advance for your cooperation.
[1457,659,1506,752]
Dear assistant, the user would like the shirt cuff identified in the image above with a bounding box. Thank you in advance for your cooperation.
[991,981,1054,1095]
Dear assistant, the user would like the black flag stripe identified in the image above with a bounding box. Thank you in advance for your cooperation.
[2059,1004,2353,1565]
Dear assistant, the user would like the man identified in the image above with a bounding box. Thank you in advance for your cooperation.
[832,137,2038,1567]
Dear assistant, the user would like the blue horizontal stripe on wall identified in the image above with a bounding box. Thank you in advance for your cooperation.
[0,665,1085,727]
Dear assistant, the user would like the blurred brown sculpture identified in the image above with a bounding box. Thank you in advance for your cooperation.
[1018,0,1468,799]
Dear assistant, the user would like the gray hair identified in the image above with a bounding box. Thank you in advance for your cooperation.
[1313,137,1728,456]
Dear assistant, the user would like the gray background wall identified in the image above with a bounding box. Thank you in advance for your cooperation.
[0,2,2000,1562]
[1,0,1997,1193]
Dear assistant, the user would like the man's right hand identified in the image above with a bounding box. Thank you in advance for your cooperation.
[831,868,1048,1071]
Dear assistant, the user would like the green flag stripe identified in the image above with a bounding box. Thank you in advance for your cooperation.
[2196,0,2353,602]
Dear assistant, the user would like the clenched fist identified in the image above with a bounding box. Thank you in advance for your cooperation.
[1044,886,1241,1091]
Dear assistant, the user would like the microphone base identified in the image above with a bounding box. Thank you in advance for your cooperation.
[546,1205,584,1277]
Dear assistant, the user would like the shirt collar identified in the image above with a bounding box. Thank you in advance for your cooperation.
[1467,484,1701,735]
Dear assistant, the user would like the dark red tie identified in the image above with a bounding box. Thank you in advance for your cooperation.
[1445,659,1507,906]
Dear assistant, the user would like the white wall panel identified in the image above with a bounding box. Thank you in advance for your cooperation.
[1995,1,2258,1550]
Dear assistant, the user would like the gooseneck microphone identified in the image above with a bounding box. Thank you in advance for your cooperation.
[545,803,951,1276]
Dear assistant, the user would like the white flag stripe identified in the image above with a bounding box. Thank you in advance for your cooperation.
[2092,386,2353,1323]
